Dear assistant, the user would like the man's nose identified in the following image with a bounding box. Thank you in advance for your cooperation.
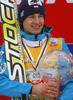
[34,17,40,24]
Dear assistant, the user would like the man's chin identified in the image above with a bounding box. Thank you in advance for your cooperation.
[27,31,42,35]
[32,31,42,35]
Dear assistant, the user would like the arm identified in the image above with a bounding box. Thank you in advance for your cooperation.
[58,82,73,100]
[0,44,33,97]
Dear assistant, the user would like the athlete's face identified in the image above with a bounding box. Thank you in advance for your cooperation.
[23,14,44,35]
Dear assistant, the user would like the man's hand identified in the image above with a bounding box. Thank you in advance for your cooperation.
[32,83,59,98]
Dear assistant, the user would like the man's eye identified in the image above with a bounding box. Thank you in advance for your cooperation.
[29,16,34,18]
[39,15,43,18]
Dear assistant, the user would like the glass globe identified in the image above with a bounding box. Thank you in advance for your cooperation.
[38,50,73,85]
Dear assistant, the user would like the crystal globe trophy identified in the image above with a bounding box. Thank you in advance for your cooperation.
[38,50,73,100]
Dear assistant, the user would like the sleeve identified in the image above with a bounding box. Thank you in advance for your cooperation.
[0,44,33,97]
[57,39,73,100]
[57,82,73,100]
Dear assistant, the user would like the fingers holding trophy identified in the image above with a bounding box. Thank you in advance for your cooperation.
[38,50,73,100]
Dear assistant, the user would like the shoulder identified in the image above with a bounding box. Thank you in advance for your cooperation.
[44,25,53,32]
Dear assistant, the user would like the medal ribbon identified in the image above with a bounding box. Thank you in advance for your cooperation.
[22,36,48,70]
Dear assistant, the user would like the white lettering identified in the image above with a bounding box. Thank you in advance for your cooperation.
[46,0,56,4]
[16,0,73,4]
[66,0,73,3]
[46,0,73,4]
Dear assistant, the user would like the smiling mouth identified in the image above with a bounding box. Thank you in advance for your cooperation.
[32,25,41,29]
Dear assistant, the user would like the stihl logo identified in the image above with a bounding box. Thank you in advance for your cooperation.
[41,0,73,3]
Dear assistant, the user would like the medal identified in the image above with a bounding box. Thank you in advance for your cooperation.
[22,37,48,84]
[29,70,42,84]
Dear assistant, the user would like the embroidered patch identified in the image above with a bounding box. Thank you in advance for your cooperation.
[28,0,42,6]
[20,10,24,17]
[50,39,58,46]
[0,63,6,74]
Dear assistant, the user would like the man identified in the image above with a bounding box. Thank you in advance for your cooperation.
[0,0,73,100]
